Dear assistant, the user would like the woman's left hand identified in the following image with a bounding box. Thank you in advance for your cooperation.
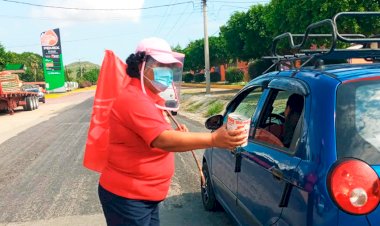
[176,124,189,132]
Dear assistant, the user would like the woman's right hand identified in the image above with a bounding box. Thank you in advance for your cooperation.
[211,125,247,150]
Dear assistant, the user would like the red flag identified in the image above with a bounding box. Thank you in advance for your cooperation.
[83,50,129,173]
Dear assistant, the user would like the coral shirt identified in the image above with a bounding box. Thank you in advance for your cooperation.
[99,78,173,201]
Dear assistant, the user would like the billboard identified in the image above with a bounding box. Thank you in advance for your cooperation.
[40,28,65,92]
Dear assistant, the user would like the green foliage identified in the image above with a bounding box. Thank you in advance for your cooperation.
[266,0,380,52]
[183,40,205,71]
[205,101,224,117]
[226,67,244,83]
[248,60,273,80]
[0,43,8,71]
[217,0,380,63]
[66,61,99,80]
[210,71,221,82]
[185,101,204,113]
[83,68,100,84]
[182,36,230,72]
[183,73,193,83]
[4,51,44,81]
[194,73,205,83]
[220,5,272,61]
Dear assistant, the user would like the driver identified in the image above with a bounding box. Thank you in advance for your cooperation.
[282,93,304,147]
[265,93,304,148]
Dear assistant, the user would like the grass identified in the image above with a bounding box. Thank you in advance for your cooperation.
[185,101,204,113]
[204,101,224,117]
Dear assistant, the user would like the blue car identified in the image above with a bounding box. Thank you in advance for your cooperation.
[201,12,380,226]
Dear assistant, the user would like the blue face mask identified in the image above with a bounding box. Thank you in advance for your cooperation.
[152,67,173,91]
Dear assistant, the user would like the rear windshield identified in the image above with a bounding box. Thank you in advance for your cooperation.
[336,78,380,164]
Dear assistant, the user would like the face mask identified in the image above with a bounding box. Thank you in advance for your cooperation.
[152,67,173,92]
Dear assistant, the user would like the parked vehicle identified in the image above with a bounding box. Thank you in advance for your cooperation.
[23,86,46,103]
[0,72,39,114]
[201,12,380,226]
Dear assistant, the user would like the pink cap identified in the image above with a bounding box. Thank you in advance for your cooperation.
[135,37,183,66]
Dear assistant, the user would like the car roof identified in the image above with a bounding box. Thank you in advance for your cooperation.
[256,64,380,84]
[317,63,380,82]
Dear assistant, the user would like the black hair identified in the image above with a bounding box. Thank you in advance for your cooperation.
[125,51,146,78]
[286,93,304,114]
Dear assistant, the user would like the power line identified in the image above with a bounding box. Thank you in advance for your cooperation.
[0,11,198,21]
[165,2,190,38]
[0,0,194,11]
[6,31,140,49]
[154,0,177,34]
[209,0,269,3]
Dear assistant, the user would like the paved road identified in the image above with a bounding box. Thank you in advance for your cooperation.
[0,91,233,226]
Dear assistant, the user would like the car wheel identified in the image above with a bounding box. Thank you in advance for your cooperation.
[31,97,36,110]
[34,97,39,109]
[201,161,220,211]
[25,97,32,111]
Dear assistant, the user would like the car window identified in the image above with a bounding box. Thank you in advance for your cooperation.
[226,87,265,141]
[336,79,380,164]
[253,89,304,152]
[233,88,264,119]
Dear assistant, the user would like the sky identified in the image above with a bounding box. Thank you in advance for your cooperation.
[0,0,269,66]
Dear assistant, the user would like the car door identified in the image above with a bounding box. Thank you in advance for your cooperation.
[211,78,270,221]
[236,77,309,226]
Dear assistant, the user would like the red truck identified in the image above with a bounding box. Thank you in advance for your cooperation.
[0,71,39,115]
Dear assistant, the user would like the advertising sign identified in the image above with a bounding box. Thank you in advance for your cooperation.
[40,28,65,92]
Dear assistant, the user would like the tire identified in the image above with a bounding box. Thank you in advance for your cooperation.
[31,97,36,110]
[42,97,46,104]
[201,161,220,211]
[25,97,32,111]
[34,97,39,109]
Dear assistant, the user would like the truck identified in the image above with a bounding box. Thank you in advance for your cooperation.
[0,71,39,115]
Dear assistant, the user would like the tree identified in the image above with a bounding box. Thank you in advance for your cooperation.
[183,39,205,71]
[219,4,273,61]
[182,36,230,72]
[83,68,100,84]
[208,36,230,66]
[267,0,380,40]
[220,12,249,61]
[65,67,73,82]
[4,51,44,82]
[20,52,43,81]
[0,43,8,71]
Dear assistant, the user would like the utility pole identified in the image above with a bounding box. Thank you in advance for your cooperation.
[202,0,211,94]
[79,58,83,78]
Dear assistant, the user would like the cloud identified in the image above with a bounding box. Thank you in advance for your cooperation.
[30,0,144,24]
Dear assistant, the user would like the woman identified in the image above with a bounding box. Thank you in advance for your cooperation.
[97,37,247,226]
[282,93,304,147]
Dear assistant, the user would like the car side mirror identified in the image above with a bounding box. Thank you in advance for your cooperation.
[205,115,224,130]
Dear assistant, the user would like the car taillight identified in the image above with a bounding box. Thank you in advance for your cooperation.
[328,158,380,215]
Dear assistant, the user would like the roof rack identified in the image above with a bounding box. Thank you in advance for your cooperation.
[262,11,380,72]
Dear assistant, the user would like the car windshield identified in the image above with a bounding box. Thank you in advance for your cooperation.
[336,78,380,164]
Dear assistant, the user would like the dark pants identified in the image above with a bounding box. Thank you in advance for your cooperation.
[98,184,161,226]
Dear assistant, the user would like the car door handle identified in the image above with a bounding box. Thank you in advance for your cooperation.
[270,168,283,180]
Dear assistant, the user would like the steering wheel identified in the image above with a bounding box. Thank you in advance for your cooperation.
[264,113,285,127]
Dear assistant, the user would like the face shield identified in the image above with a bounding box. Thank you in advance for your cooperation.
[140,48,185,112]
